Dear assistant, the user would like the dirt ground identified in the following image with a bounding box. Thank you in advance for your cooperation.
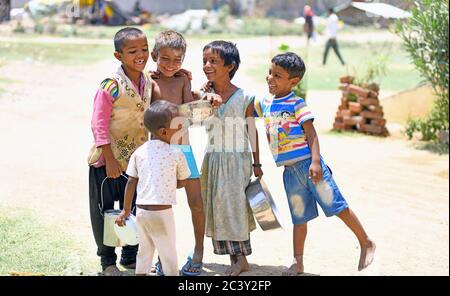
[0,33,448,276]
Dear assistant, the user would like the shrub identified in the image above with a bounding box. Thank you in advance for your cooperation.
[396,0,449,141]
[240,18,300,36]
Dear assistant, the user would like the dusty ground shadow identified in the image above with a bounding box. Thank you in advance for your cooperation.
[92,265,319,276]
[201,263,319,276]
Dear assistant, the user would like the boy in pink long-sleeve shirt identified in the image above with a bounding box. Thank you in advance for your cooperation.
[88,27,154,276]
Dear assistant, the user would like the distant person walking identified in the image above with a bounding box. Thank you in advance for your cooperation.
[323,8,345,66]
[0,0,11,23]
[303,5,315,45]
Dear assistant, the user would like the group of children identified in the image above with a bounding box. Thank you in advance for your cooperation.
[88,27,376,276]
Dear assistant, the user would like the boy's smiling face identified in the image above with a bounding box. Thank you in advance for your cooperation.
[152,47,185,78]
[114,35,149,73]
[266,63,300,98]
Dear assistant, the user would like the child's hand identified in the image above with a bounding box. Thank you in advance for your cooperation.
[105,158,122,179]
[177,179,187,189]
[149,69,161,79]
[175,68,192,80]
[115,210,130,227]
[309,161,323,184]
[206,93,222,108]
[253,167,264,179]
[201,81,214,93]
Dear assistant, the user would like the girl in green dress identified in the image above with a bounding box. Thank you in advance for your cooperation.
[201,41,263,276]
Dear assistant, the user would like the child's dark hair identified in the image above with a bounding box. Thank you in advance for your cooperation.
[152,30,186,57]
[271,52,306,80]
[144,100,179,134]
[114,27,146,52]
[203,40,240,79]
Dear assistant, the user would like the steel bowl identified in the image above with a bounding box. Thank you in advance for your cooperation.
[179,100,214,124]
[246,178,283,231]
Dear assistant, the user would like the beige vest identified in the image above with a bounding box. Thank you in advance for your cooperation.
[88,67,153,172]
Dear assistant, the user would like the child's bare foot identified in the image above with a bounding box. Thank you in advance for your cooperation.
[225,255,237,274]
[282,255,304,276]
[358,239,376,271]
[226,255,249,276]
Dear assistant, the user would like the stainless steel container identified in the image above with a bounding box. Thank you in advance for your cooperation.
[245,178,283,231]
[179,100,214,124]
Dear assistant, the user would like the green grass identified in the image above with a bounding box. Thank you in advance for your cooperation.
[0,207,91,276]
[0,42,111,65]
[57,21,299,39]
[74,24,168,40]
[247,41,422,91]
[0,77,15,83]
[0,77,15,97]
[10,23,168,40]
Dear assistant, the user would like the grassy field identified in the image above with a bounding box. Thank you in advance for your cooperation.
[0,32,422,92]
[0,42,111,65]
[0,77,15,96]
[0,207,94,275]
[247,41,422,91]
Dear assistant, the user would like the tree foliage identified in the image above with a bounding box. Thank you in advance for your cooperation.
[396,0,449,141]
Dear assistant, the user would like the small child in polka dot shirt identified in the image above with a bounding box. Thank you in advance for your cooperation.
[116,100,190,276]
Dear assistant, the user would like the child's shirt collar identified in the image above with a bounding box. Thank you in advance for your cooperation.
[118,66,146,98]
[273,91,295,101]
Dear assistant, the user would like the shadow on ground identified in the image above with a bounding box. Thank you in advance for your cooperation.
[90,265,319,276]
[414,141,449,155]
[201,263,319,276]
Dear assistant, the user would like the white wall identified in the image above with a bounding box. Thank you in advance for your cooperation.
[12,0,29,9]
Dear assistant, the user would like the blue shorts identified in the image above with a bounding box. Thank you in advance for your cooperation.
[283,157,348,224]
[172,145,200,179]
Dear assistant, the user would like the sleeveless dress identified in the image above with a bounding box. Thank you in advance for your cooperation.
[200,88,257,255]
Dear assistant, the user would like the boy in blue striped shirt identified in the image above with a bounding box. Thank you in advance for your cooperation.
[254,52,375,275]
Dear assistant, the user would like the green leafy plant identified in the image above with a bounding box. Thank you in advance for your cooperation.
[353,54,389,87]
[396,0,449,141]
[347,93,358,102]
[218,4,231,25]
[47,17,57,35]
[278,43,290,52]
[13,21,25,33]
[34,22,44,34]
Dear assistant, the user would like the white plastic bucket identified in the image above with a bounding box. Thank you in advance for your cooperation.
[103,209,124,247]
[99,175,132,247]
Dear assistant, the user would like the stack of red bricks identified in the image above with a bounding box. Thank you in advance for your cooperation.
[333,76,389,136]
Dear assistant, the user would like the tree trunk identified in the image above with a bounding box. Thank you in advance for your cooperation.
[0,0,11,23]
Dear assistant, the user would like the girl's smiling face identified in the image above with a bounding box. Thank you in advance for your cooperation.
[202,49,234,82]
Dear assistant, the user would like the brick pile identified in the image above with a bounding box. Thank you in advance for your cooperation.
[333,76,389,136]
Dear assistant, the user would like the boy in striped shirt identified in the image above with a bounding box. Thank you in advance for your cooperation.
[254,52,375,275]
